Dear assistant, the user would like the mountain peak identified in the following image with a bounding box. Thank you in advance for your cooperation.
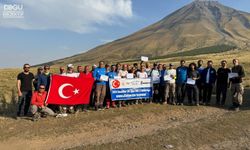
[45,1,250,66]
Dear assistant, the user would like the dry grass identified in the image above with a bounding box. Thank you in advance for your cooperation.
[0,49,249,107]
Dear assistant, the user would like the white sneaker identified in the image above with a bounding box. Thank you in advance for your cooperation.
[62,113,68,117]
[56,113,68,118]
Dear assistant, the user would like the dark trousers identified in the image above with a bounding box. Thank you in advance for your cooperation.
[159,84,167,103]
[203,83,213,104]
[153,84,160,103]
[17,91,32,116]
[187,85,198,104]
[197,82,203,102]
[216,83,228,105]
[176,83,186,104]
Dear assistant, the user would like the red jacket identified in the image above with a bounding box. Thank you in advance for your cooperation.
[31,91,47,107]
[82,72,93,78]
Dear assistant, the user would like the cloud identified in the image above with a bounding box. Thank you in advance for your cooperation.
[0,0,133,33]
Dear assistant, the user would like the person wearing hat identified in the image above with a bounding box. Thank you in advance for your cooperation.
[62,64,79,77]
[60,64,80,114]
[166,63,177,105]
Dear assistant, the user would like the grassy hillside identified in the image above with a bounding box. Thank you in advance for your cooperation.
[38,1,250,67]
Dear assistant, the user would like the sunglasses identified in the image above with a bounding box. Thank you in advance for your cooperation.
[24,66,30,69]
[39,87,45,89]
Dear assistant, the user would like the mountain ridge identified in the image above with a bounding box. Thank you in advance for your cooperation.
[41,1,250,66]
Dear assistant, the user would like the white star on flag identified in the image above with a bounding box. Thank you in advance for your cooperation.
[73,89,80,95]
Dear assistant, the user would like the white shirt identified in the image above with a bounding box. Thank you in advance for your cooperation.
[151,69,160,84]
[145,68,151,76]
[206,68,210,83]
[137,72,148,79]
[118,70,128,78]
[61,72,79,78]
[167,69,176,84]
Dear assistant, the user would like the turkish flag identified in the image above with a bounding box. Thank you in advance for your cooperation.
[46,74,94,105]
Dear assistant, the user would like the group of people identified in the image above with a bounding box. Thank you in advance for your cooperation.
[16,58,245,121]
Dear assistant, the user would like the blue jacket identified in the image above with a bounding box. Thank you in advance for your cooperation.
[176,66,188,84]
[201,67,217,84]
[197,66,204,84]
[106,71,118,79]
[93,67,107,85]
[160,69,167,85]
[37,73,51,91]
[106,71,118,86]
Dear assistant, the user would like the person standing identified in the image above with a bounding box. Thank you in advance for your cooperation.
[17,64,34,117]
[136,66,148,79]
[60,64,79,115]
[197,60,204,104]
[201,61,217,105]
[77,65,83,73]
[37,65,52,91]
[176,60,188,105]
[84,65,95,108]
[216,60,231,106]
[106,65,118,109]
[230,59,245,111]
[80,65,94,112]
[33,67,43,91]
[145,62,151,77]
[93,61,107,110]
[117,64,129,107]
[59,66,65,75]
[167,63,176,105]
[150,63,160,103]
[186,63,200,106]
[159,64,168,104]
[118,64,128,78]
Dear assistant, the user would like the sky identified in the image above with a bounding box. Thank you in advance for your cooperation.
[0,0,250,68]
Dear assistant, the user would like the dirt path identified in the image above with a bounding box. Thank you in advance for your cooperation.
[0,104,235,150]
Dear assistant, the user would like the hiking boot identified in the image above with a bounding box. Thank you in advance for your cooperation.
[32,113,40,122]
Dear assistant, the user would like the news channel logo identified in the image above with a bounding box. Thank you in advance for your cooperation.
[2,3,24,18]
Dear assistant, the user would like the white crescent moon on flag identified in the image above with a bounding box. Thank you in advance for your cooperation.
[58,83,73,99]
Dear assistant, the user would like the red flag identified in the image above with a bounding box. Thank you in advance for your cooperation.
[46,74,94,105]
